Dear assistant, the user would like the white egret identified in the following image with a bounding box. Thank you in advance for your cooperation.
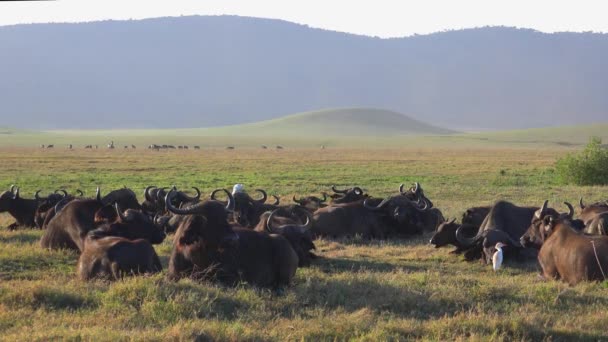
[492,242,508,271]
[232,184,245,195]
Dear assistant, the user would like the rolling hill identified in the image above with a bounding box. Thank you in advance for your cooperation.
[1,16,607,130]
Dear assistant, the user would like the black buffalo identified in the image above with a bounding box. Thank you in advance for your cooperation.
[0,186,39,229]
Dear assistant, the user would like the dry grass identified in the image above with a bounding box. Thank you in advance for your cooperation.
[0,146,607,341]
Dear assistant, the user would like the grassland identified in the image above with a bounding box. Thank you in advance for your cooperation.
[0,144,607,341]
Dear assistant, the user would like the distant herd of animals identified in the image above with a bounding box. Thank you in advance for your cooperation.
[1,183,607,288]
[38,141,292,150]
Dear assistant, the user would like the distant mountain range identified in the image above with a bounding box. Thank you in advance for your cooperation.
[1,15,607,130]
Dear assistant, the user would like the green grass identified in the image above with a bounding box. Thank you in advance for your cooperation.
[0,146,607,340]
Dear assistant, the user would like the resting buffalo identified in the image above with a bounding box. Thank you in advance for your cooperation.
[399,182,434,209]
[429,218,479,253]
[584,212,608,235]
[142,186,201,214]
[256,208,316,267]
[329,186,368,204]
[462,206,491,227]
[220,189,279,228]
[524,212,608,286]
[34,189,81,229]
[456,200,561,264]
[166,190,298,288]
[40,188,165,251]
[578,198,608,225]
[364,192,444,235]
[77,224,162,280]
[0,186,39,229]
[292,193,328,212]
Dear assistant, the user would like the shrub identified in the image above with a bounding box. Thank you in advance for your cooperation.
[555,137,608,185]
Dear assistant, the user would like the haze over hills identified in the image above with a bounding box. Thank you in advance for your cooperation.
[1,15,607,130]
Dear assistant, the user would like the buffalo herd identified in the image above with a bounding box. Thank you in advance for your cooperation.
[1,183,607,288]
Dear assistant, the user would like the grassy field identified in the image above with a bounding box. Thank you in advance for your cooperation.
[1,145,608,340]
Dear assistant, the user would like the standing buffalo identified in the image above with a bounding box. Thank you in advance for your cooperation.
[0,186,39,229]
[166,190,298,289]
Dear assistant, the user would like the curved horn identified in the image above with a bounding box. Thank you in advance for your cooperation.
[164,190,197,215]
[448,218,456,225]
[564,202,574,218]
[35,190,42,201]
[412,182,420,194]
[399,183,406,194]
[293,195,304,205]
[295,207,313,231]
[115,202,127,221]
[535,200,548,219]
[320,192,327,202]
[180,187,201,202]
[331,185,348,194]
[266,209,279,233]
[455,225,482,247]
[271,195,280,205]
[13,187,19,200]
[210,189,235,213]
[95,187,101,202]
[156,187,171,201]
[254,189,267,203]
[579,197,585,209]
[54,198,70,214]
[76,189,84,197]
[144,186,156,202]
[364,197,390,210]
[9,184,16,193]
[353,187,363,195]
[55,189,68,197]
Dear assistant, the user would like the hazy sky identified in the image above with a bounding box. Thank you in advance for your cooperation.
[0,0,606,37]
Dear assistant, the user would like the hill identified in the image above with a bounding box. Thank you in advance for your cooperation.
[197,108,454,136]
[0,16,607,130]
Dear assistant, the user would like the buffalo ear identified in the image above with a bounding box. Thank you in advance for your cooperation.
[94,205,118,224]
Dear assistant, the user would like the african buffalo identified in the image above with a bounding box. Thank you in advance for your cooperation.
[77,229,162,280]
[40,188,165,251]
[527,213,608,285]
[429,218,479,253]
[583,212,608,236]
[578,198,608,224]
[329,186,368,204]
[257,208,316,267]
[292,193,328,212]
[364,193,444,235]
[34,189,79,229]
[456,200,561,264]
[462,206,491,227]
[0,186,39,229]
[218,188,279,228]
[166,190,298,288]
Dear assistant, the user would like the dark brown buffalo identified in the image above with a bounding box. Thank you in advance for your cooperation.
[292,193,328,212]
[527,214,608,285]
[578,197,608,225]
[34,189,82,228]
[0,186,39,229]
[429,218,478,254]
[364,194,444,235]
[77,234,162,281]
[311,200,391,238]
[583,212,608,236]
[40,192,165,251]
[256,208,316,267]
[220,189,279,228]
[142,186,201,214]
[399,182,434,209]
[462,206,491,227]
[101,186,142,211]
[329,186,368,204]
[166,190,298,288]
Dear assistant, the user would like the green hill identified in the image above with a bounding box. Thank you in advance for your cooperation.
[198,108,454,136]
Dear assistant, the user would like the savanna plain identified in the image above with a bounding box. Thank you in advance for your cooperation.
[0,142,607,341]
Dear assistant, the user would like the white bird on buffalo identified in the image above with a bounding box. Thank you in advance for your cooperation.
[492,242,507,271]
[232,184,245,195]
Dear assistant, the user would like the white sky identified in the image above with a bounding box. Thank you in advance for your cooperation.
[0,0,606,38]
